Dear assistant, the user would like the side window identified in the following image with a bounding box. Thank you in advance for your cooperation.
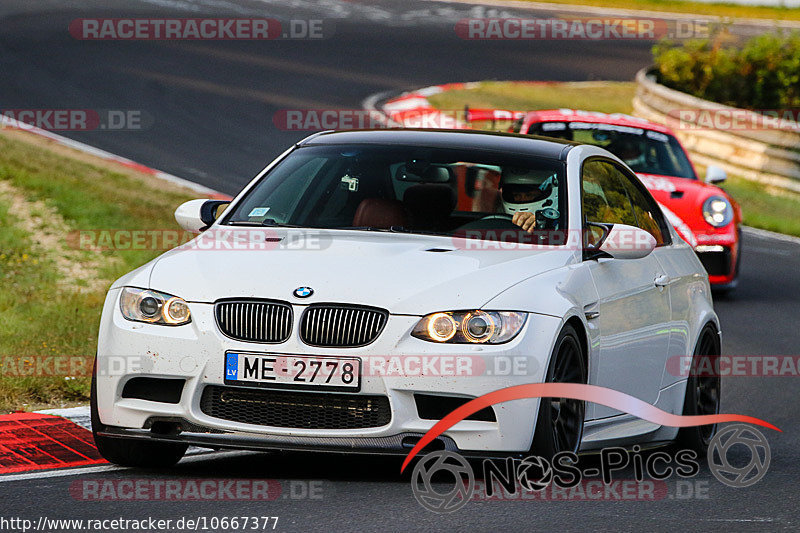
[617,170,670,245]
[581,159,669,246]
[581,159,637,227]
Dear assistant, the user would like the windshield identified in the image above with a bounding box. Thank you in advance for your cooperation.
[527,121,696,179]
[223,144,568,245]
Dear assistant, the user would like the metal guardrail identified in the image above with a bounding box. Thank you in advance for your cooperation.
[632,68,800,194]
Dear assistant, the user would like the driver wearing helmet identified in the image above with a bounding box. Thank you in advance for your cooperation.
[499,168,559,233]
[608,137,645,169]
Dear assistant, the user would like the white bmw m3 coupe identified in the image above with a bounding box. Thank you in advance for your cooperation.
[92,129,721,467]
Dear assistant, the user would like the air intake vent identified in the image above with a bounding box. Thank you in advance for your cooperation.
[300,305,388,347]
[415,394,496,422]
[200,386,391,429]
[122,377,185,404]
[696,248,732,277]
[215,300,293,343]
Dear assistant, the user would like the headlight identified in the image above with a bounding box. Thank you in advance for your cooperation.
[412,311,526,344]
[702,195,733,227]
[119,287,192,326]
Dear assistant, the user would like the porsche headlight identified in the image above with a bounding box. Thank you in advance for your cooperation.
[412,311,526,344]
[119,287,192,326]
[702,196,733,227]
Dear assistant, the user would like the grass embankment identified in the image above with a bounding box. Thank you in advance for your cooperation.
[0,128,197,411]
[512,0,800,22]
[430,81,636,118]
[428,80,800,237]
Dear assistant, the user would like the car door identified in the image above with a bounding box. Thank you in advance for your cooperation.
[581,158,672,418]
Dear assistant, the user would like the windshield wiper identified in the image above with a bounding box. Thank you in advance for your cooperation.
[388,226,449,237]
[336,226,447,237]
[225,219,306,228]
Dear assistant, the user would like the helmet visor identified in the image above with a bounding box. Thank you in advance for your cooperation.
[501,183,550,204]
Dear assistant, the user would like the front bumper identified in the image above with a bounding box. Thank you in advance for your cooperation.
[97,425,461,456]
[96,289,560,454]
[694,227,740,286]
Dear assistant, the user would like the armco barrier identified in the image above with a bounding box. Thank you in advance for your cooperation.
[633,67,800,194]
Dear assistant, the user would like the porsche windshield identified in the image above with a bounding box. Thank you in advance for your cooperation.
[527,121,696,179]
[224,144,567,244]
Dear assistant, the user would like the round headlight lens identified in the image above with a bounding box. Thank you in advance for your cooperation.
[139,296,161,318]
[427,312,457,342]
[702,195,733,227]
[164,297,191,324]
[462,312,495,343]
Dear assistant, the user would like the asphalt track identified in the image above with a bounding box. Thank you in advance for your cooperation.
[0,0,799,531]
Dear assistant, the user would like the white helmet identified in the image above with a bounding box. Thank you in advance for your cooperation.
[500,168,559,216]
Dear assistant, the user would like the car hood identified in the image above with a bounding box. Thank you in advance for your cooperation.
[148,229,575,314]
[636,173,739,246]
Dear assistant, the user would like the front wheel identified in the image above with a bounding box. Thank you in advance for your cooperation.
[91,370,187,468]
[676,325,722,452]
[531,324,586,458]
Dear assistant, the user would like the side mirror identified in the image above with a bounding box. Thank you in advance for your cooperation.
[585,223,656,260]
[705,166,727,184]
[174,199,229,233]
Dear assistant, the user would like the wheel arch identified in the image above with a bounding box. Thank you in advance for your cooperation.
[564,315,589,382]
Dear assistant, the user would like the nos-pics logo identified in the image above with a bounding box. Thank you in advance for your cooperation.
[410,424,770,513]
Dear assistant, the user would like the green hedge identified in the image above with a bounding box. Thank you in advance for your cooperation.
[653,33,800,110]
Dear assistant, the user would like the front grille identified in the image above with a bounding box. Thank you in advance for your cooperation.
[696,249,732,277]
[300,305,388,347]
[215,300,292,343]
[200,386,391,429]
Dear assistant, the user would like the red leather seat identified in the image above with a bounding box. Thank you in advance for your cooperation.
[352,198,409,229]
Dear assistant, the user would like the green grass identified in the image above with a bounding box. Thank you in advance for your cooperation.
[516,0,800,22]
[428,80,800,238]
[720,175,800,237]
[0,133,196,412]
[428,81,636,119]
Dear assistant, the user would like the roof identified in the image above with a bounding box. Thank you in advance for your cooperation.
[298,128,576,160]
[523,109,675,135]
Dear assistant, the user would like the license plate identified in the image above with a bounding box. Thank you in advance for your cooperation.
[225,352,361,391]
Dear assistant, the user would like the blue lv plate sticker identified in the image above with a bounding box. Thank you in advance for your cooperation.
[226,353,239,380]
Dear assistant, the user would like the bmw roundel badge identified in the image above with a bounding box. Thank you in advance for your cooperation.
[293,287,314,298]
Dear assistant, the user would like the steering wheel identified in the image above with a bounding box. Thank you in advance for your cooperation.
[480,213,514,221]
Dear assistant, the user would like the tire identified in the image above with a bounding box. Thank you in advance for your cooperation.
[91,366,187,468]
[531,324,587,458]
[676,325,722,453]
